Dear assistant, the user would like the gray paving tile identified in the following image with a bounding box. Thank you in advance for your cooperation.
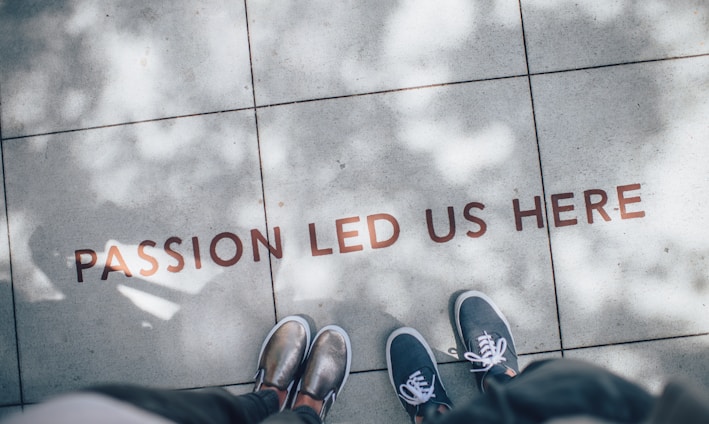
[566,335,709,394]
[522,0,709,73]
[0,149,21,406]
[328,369,403,424]
[0,0,253,138]
[532,56,709,348]
[259,78,560,373]
[222,383,252,397]
[3,112,275,402]
[248,0,527,105]
[0,406,22,420]
[331,352,560,423]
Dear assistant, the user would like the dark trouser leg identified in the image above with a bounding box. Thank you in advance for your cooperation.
[87,385,279,424]
[260,406,322,424]
[435,359,655,424]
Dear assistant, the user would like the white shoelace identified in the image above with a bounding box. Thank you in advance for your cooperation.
[398,370,437,406]
[463,331,508,372]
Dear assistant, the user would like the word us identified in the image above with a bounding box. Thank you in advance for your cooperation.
[74,183,644,283]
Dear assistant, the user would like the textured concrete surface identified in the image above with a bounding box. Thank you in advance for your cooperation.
[1,0,707,422]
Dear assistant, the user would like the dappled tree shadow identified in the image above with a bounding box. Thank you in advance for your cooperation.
[0,0,253,137]
[0,1,707,418]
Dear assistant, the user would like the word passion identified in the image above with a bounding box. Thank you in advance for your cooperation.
[74,183,644,283]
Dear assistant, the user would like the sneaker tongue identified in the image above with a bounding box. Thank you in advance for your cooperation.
[417,366,436,381]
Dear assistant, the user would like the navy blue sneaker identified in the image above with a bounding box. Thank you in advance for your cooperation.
[455,291,518,392]
[386,328,453,423]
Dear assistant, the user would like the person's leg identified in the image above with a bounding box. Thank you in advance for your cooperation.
[386,327,453,424]
[434,358,654,423]
[257,408,320,424]
[454,290,519,392]
[87,315,311,424]
[402,290,654,423]
[87,385,280,424]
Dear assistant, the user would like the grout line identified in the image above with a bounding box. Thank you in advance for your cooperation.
[0,107,255,141]
[214,52,709,111]
[518,0,564,356]
[528,52,709,78]
[4,330,708,408]
[320,332,709,378]
[0,91,25,404]
[5,52,708,141]
[562,332,709,352]
[243,0,278,324]
[0,74,522,141]
[250,74,525,108]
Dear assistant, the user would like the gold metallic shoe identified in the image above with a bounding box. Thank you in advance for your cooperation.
[293,325,352,421]
[254,316,311,410]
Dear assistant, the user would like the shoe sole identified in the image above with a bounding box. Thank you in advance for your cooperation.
[385,327,446,393]
[257,315,312,367]
[454,290,515,350]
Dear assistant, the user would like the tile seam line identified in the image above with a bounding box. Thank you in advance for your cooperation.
[6,51,708,140]
[529,52,709,77]
[251,74,526,108]
[518,0,564,356]
[0,80,26,405]
[333,330,709,376]
[304,330,709,377]
[563,332,709,352]
[0,73,524,140]
[1,107,256,141]
[1,162,25,403]
[251,52,709,109]
[107,331,709,394]
[243,0,278,324]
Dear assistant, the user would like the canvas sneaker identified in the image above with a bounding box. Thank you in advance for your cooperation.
[455,291,519,392]
[387,327,453,423]
[254,316,311,410]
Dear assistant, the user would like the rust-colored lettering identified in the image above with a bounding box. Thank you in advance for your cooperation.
[308,223,333,256]
[463,202,487,238]
[138,240,159,277]
[618,184,645,219]
[584,189,611,224]
[426,207,456,243]
[102,245,133,280]
[336,216,363,253]
[191,237,202,270]
[251,227,283,261]
[367,213,400,249]
[551,193,577,227]
[164,237,185,273]
[75,249,97,283]
[210,232,243,266]
[513,197,544,231]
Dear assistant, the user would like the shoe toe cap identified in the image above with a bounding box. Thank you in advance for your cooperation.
[260,321,309,389]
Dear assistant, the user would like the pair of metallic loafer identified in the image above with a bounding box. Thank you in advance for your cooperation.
[254,316,351,421]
